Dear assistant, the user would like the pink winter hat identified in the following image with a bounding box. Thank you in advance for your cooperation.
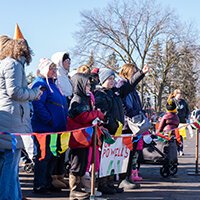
[91,67,99,75]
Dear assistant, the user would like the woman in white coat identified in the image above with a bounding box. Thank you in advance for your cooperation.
[0,34,41,200]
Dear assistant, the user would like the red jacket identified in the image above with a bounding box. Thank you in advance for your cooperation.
[67,110,104,148]
[67,110,104,131]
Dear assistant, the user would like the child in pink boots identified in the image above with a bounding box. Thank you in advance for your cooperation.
[130,136,143,182]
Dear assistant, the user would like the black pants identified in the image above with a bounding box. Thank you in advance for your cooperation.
[69,148,88,176]
[177,135,183,152]
[34,135,57,189]
[52,153,66,175]
[121,137,139,179]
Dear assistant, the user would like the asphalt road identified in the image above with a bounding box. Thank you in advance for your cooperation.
[21,130,200,200]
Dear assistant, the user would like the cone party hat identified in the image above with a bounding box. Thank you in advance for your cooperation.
[13,23,24,39]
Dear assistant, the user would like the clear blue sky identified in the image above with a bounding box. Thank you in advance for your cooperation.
[1,0,200,74]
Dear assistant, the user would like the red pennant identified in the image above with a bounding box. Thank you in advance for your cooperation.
[69,129,92,148]
[193,122,200,130]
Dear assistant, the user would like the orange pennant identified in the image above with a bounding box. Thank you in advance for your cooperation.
[122,136,133,151]
[175,128,181,143]
[69,129,92,148]
[35,133,47,160]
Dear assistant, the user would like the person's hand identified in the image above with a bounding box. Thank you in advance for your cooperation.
[142,64,150,74]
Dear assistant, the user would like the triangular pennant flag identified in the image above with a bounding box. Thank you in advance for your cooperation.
[179,126,187,140]
[69,129,90,148]
[122,136,133,151]
[193,121,200,130]
[132,135,142,143]
[35,133,47,161]
[50,133,58,156]
[156,132,170,141]
[175,128,181,143]
[13,23,24,39]
[69,127,95,148]
[114,121,123,137]
[85,127,93,141]
[58,132,71,154]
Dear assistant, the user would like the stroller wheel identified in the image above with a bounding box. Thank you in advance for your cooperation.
[160,166,170,178]
[24,163,33,173]
[169,164,178,175]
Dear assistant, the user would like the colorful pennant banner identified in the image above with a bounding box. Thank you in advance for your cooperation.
[0,120,199,160]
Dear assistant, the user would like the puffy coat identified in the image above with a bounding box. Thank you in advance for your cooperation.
[157,112,179,136]
[95,70,145,135]
[31,77,68,133]
[67,73,104,131]
[0,57,39,149]
[175,98,190,123]
[120,70,145,133]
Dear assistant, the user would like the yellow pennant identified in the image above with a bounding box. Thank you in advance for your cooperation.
[58,132,71,154]
[179,127,187,140]
[114,121,123,137]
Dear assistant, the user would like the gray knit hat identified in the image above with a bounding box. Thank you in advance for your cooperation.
[99,68,115,84]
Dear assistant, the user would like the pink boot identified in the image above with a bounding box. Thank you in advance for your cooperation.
[131,169,143,181]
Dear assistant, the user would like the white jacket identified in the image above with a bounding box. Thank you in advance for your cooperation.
[51,52,73,97]
[0,57,39,149]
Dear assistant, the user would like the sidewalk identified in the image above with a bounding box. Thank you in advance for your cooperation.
[21,132,200,200]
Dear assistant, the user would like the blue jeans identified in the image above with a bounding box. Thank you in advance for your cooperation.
[0,149,22,200]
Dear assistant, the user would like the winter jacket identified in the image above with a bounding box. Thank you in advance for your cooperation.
[119,71,145,132]
[157,112,179,136]
[51,52,73,98]
[67,73,104,131]
[175,98,190,123]
[0,57,40,149]
[31,77,68,133]
[123,89,143,117]
[94,70,145,135]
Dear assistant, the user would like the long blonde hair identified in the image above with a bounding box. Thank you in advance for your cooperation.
[77,65,91,74]
[0,35,33,65]
[172,89,181,97]
[119,63,137,80]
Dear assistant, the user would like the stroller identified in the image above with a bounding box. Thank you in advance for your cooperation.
[20,135,35,173]
[139,134,178,178]
[20,148,34,173]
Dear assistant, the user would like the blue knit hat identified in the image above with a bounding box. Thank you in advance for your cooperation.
[99,68,115,84]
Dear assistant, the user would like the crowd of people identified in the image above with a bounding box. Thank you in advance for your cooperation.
[0,25,194,200]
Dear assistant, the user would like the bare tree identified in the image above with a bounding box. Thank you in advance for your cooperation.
[146,38,200,112]
[73,0,200,105]
[146,39,179,112]
[73,0,175,65]
[87,51,95,68]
